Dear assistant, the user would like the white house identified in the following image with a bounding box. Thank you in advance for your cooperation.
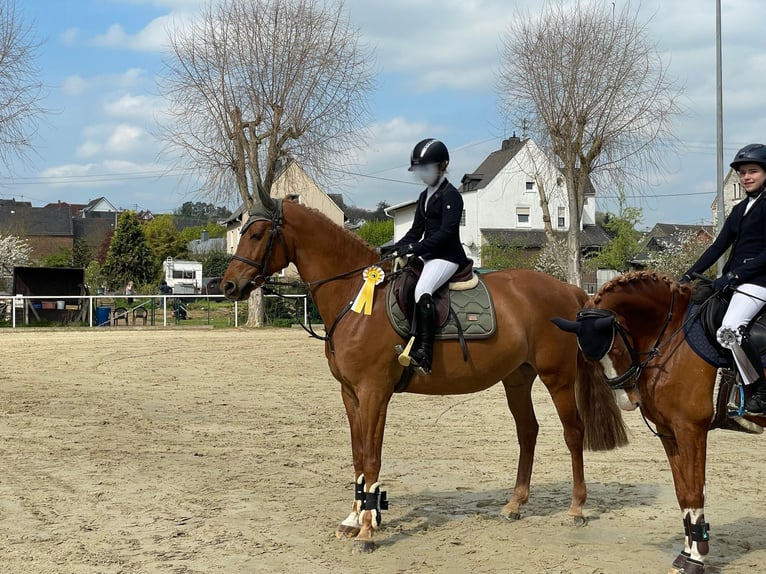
[386,136,606,268]
[711,168,744,229]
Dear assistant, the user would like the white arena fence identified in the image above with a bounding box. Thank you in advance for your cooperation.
[0,293,309,329]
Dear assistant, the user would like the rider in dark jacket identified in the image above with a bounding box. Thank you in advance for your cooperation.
[388,138,467,374]
[682,143,766,413]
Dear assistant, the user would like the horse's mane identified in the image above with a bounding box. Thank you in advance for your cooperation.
[290,201,377,254]
[593,270,693,304]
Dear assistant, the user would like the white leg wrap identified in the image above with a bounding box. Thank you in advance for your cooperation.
[341,510,362,528]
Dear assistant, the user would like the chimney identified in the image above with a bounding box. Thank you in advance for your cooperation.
[501,132,521,151]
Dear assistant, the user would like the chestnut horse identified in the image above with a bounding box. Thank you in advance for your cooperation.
[553,270,765,574]
[221,196,628,552]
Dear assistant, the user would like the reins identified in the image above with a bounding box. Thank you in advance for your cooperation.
[233,201,401,348]
[598,289,677,391]
[592,288,679,440]
[605,284,724,441]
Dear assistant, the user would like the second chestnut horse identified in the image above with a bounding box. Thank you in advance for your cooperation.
[553,270,766,574]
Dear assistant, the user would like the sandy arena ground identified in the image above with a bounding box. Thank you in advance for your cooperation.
[0,327,765,573]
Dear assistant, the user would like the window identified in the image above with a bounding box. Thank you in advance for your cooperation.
[460,210,466,226]
[516,206,530,226]
[733,182,742,200]
[525,181,535,192]
[557,206,566,228]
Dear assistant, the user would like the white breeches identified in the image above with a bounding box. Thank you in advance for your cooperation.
[718,283,766,340]
[717,283,766,382]
[414,258,459,302]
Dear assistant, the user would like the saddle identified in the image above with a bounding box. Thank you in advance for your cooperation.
[683,291,766,434]
[386,257,496,341]
[688,294,766,364]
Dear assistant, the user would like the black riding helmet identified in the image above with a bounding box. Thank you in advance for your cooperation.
[730,143,766,170]
[409,138,449,171]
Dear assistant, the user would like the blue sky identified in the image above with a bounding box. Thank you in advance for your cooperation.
[7,0,764,230]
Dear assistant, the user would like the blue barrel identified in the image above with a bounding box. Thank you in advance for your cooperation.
[96,306,111,326]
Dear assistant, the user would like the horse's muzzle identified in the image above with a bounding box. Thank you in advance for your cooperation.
[221,278,254,301]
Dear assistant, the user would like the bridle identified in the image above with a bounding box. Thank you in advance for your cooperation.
[230,199,288,287]
[584,288,677,390]
[231,198,392,290]
[228,198,397,348]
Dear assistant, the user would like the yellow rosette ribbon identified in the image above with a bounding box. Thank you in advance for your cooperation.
[351,265,385,315]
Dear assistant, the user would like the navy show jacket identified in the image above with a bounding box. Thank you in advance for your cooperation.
[688,192,766,286]
[396,178,468,265]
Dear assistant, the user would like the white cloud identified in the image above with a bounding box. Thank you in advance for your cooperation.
[76,141,102,159]
[349,0,510,93]
[60,27,79,46]
[104,93,162,121]
[89,7,197,52]
[74,121,153,160]
[60,69,148,99]
[39,162,100,184]
[106,124,145,154]
[91,24,129,48]
[61,75,88,97]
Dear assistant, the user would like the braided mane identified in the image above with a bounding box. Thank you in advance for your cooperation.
[593,270,693,304]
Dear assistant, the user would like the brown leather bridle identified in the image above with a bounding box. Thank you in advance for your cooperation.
[230,199,287,287]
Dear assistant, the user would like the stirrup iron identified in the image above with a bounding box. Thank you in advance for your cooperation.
[397,336,416,367]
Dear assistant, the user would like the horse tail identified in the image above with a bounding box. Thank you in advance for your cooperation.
[575,350,630,451]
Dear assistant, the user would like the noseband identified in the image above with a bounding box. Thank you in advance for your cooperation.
[231,199,286,285]
[585,289,676,390]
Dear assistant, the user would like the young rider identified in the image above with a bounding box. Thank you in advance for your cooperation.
[681,143,766,414]
[387,138,468,374]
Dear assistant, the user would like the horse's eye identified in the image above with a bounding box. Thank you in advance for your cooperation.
[250,231,263,240]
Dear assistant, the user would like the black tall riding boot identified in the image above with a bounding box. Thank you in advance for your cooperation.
[739,330,766,414]
[409,294,435,375]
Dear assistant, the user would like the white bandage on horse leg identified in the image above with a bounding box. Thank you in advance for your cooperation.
[341,511,362,528]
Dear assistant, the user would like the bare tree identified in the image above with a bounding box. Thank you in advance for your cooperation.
[0,0,45,170]
[497,1,681,285]
[158,0,375,326]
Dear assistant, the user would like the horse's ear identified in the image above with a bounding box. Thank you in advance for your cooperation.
[551,317,581,334]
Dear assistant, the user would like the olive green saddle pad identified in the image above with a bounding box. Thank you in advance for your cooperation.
[385,277,496,340]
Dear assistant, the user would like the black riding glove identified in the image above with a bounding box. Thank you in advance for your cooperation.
[712,271,738,292]
[380,245,398,257]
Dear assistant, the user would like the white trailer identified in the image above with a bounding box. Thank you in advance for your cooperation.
[163,257,203,294]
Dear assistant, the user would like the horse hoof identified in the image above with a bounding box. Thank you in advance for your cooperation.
[501,510,521,521]
[335,525,360,539]
[352,540,377,554]
[571,515,587,527]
